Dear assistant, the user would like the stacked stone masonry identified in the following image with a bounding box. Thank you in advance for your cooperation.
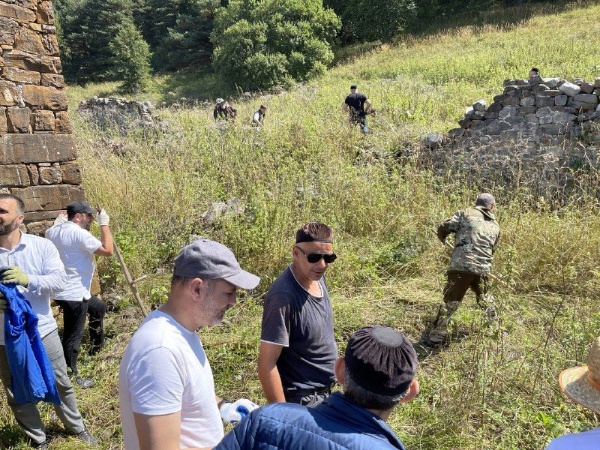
[0,0,84,234]
[422,76,600,202]
[450,75,600,143]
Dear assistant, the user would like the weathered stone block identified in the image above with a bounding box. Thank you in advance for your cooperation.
[0,106,7,132]
[25,220,54,236]
[41,73,64,88]
[55,111,72,133]
[0,80,20,106]
[541,124,565,135]
[41,33,59,56]
[36,2,55,24]
[555,95,568,106]
[538,90,560,97]
[33,109,55,131]
[580,82,595,94]
[13,184,86,212]
[483,111,498,119]
[24,210,64,222]
[544,78,561,89]
[559,81,581,96]
[473,99,486,112]
[2,66,41,84]
[517,106,537,115]
[499,106,517,119]
[22,85,67,110]
[0,4,36,23]
[60,162,82,184]
[0,17,18,46]
[535,96,554,107]
[487,102,503,113]
[594,78,600,88]
[39,56,61,73]
[13,27,44,54]
[520,97,535,107]
[38,165,62,184]
[6,107,31,133]
[551,111,576,124]
[0,134,77,163]
[525,114,539,124]
[0,164,30,187]
[3,50,37,70]
[26,163,39,184]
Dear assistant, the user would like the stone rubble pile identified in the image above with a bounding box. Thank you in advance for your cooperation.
[451,76,600,144]
[78,97,162,135]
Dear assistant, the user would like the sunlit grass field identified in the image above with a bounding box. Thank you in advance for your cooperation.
[2,1,600,448]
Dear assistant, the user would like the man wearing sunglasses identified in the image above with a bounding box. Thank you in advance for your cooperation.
[258,222,338,406]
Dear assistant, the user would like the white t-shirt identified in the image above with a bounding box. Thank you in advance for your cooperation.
[45,221,101,301]
[119,310,223,450]
[546,427,600,450]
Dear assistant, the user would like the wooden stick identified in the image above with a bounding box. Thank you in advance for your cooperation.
[114,244,148,317]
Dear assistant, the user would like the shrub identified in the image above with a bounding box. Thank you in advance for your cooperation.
[211,0,340,90]
[110,21,152,93]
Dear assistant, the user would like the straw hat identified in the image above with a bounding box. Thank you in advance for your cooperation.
[558,336,600,414]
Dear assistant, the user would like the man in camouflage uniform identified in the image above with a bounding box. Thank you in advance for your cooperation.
[426,193,500,346]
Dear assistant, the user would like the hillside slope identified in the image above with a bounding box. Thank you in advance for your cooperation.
[2,2,600,449]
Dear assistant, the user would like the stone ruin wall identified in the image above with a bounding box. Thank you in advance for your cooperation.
[423,75,600,200]
[0,0,84,235]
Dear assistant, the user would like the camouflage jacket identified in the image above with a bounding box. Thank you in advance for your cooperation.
[437,206,500,274]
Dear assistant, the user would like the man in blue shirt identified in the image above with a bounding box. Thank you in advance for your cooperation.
[218,325,419,450]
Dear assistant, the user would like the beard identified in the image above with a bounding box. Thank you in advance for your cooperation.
[0,218,20,236]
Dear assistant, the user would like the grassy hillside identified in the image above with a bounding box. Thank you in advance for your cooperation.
[3,2,600,449]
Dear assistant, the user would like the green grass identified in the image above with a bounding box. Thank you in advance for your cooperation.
[3,1,600,448]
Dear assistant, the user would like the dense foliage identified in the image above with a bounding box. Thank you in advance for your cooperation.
[53,0,569,91]
[211,0,340,89]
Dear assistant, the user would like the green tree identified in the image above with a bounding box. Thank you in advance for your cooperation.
[136,0,219,71]
[110,21,152,93]
[324,0,417,43]
[211,0,340,90]
[55,0,139,84]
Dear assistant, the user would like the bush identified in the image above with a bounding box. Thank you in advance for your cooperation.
[211,0,340,90]
[110,21,152,93]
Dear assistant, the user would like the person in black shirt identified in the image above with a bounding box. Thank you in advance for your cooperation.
[343,85,372,134]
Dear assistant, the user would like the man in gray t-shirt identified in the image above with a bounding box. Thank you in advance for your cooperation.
[258,222,338,406]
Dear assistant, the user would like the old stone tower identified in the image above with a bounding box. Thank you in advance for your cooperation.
[0,0,84,235]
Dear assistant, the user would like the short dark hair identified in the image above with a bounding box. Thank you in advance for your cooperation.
[295,222,333,244]
[0,193,25,214]
[475,193,495,209]
[344,369,406,410]
[530,67,539,74]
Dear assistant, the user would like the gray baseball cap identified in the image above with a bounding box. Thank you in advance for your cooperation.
[173,238,260,290]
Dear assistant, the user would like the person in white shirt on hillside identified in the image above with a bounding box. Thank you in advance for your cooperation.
[119,238,261,450]
[46,200,114,389]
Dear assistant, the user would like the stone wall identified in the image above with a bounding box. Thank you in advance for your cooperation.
[422,76,600,202]
[0,0,85,235]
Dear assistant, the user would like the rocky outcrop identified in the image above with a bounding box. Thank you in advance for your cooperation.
[0,0,85,233]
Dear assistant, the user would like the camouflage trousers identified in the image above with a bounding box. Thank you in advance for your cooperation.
[428,271,496,344]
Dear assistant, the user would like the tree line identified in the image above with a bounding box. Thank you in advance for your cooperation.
[53,0,558,93]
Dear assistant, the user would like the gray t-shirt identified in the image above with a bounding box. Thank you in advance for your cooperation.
[261,266,337,394]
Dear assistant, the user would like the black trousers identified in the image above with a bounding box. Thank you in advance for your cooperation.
[56,295,107,374]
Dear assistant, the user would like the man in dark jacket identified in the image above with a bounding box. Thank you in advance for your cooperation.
[216,326,419,450]
[425,193,500,346]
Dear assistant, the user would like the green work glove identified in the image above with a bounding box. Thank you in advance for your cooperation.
[0,292,6,312]
[0,266,29,287]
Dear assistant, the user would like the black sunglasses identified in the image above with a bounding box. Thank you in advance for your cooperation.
[295,246,337,264]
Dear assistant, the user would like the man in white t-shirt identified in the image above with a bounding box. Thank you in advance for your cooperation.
[46,201,114,389]
[119,238,261,450]
[545,336,600,449]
